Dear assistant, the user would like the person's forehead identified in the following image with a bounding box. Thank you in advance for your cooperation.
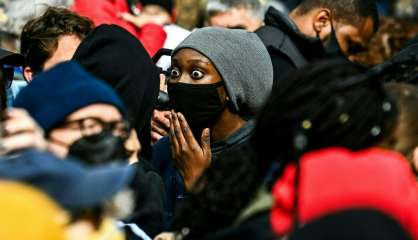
[173,48,211,63]
[66,104,122,122]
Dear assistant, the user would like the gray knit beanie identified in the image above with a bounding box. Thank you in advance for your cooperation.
[172,27,273,117]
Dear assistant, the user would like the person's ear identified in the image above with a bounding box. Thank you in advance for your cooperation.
[23,66,34,82]
[313,9,332,41]
[125,129,141,164]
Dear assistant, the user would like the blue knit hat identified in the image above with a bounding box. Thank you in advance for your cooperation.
[14,61,126,132]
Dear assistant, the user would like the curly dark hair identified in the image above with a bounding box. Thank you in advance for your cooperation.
[353,17,418,67]
[20,7,93,73]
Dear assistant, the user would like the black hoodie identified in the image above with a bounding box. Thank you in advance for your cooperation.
[73,25,165,237]
[73,24,160,160]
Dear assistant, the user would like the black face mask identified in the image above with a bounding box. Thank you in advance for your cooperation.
[300,25,349,62]
[321,27,349,61]
[68,129,129,165]
[168,82,226,134]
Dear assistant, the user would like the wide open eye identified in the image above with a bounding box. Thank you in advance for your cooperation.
[190,70,204,79]
[171,68,180,78]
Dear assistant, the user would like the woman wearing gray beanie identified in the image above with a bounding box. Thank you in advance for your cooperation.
[152,27,273,228]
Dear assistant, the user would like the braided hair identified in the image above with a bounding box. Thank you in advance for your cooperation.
[378,57,418,85]
[252,60,398,171]
[252,59,398,233]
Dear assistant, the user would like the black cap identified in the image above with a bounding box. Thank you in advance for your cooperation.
[141,0,174,13]
[0,48,24,66]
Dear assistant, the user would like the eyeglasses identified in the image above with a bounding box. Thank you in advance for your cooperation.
[59,117,130,138]
[2,65,15,89]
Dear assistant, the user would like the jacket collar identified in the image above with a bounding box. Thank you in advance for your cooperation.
[264,7,326,61]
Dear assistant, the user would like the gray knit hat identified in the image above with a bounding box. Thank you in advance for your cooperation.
[173,27,273,117]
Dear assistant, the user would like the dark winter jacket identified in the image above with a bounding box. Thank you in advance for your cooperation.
[256,7,326,89]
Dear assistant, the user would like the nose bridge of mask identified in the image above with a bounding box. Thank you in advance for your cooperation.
[168,81,226,105]
[167,81,227,128]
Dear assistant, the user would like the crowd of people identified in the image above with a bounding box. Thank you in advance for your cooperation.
[0,0,417,239]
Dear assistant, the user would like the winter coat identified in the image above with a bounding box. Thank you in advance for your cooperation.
[256,7,327,90]
[271,147,418,239]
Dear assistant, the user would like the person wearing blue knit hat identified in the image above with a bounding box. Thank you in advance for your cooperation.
[0,61,140,165]
[1,60,166,239]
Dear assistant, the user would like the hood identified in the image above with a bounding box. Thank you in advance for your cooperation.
[73,24,160,158]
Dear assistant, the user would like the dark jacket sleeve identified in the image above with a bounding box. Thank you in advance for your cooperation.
[127,160,166,238]
[151,137,186,230]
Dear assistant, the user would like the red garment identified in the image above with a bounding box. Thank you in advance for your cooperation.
[72,0,166,56]
[271,147,418,239]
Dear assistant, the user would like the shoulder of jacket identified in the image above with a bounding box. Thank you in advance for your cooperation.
[256,25,286,50]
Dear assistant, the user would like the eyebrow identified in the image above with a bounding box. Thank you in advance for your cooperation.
[186,59,211,65]
[172,58,211,65]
